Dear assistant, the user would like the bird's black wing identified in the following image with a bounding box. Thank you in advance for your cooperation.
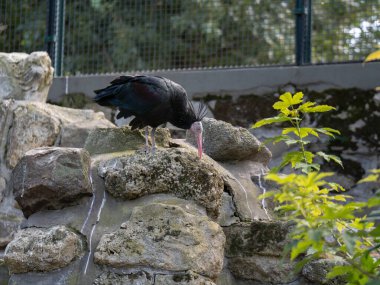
[94,75,170,119]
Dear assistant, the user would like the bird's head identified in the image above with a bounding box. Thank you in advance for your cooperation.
[190,121,203,159]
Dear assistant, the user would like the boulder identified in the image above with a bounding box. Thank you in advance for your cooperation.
[12,147,92,217]
[0,176,5,202]
[228,255,297,283]
[4,225,84,273]
[84,126,170,155]
[155,271,215,285]
[93,271,153,285]
[302,257,347,285]
[186,118,271,163]
[224,221,292,257]
[0,212,24,248]
[0,52,54,102]
[94,203,225,279]
[100,147,224,218]
[224,220,296,283]
[0,100,114,169]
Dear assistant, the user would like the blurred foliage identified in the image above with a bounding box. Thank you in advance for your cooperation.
[0,0,379,74]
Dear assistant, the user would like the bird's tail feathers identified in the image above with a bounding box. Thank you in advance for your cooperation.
[93,84,122,106]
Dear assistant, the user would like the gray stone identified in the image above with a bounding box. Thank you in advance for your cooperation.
[84,126,170,155]
[12,147,92,217]
[101,147,224,218]
[0,212,24,248]
[94,203,225,279]
[155,271,215,285]
[0,52,54,102]
[4,225,84,273]
[0,100,114,169]
[93,271,154,285]
[302,257,347,285]
[224,221,292,258]
[186,118,271,163]
[216,193,240,227]
[6,102,61,168]
[0,177,5,203]
[228,255,298,283]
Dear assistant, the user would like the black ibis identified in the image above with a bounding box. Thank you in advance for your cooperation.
[94,75,207,158]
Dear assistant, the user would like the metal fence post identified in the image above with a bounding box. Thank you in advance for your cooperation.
[45,0,56,66]
[295,0,312,65]
[55,0,65,76]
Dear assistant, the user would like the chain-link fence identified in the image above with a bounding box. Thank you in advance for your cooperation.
[0,0,379,75]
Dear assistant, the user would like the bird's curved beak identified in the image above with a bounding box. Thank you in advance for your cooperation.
[196,132,203,159]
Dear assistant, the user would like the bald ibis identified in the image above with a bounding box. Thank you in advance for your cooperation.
[94,75,207,158]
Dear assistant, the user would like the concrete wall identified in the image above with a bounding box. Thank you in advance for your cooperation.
[48,62,380,102]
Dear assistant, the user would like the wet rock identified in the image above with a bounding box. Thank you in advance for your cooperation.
[228,255,297,283]
[0,212,24,248]
[186,118,271,163]
[224,221,292,257]
[100,147,224,218]
[93,271,153,285]
[0,100,114,168]
[94,203,225,279]
[4,225,84,273]
[0,177,5,203]
[302,257,347,285]
[12,147,92,217]
[0,52,54,102]
[155,271,215,285]
[84,126,170,155]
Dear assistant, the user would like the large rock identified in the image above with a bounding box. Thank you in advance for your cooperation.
[0,213,24,248]
[4,225,84,273]
[84,126,170,155]
[186,118,271,163]
[94,203,225,279]
[302,257,347,285]
[100,147,224,218]
[0,52,54,102]
[224,221,292,257]
[155,271,215,285]
[0,100,114,168]
[93,271,153,285]
[227,255,297,283]
[12,147,92,217]
[224,220,296,283]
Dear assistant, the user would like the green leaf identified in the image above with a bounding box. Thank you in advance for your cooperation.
[300,105,336,113]
[315,128,341,137]
[290,239,312,260]
[358,174,379,183]
[283,127,319,139]
[252,116,294,128]
[273,92,304,110]
[316,152,343,168]
[326,265,352,278]
[369,225,380,237]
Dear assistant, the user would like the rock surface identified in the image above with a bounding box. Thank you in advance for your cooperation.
[93,271,154,285]
[84,126,170,155]
[0,213,24,248]
[155,271,215,285]
[227,255,297,283]
[224,221,292,257]
[100,147,224,218]
[12,147,92,217]
[302,257,347,285]
[0,100,114,169]
[186,118,271,163]
[94,203,225,279]
[4,225,84,273]
[0,52,54,102]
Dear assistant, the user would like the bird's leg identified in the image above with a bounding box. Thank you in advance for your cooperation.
[144,126,150,153]
[151,127,156,155]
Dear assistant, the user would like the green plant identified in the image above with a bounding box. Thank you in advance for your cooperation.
[253,92,380,284]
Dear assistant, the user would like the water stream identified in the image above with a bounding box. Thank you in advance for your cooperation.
[256,169,271,220]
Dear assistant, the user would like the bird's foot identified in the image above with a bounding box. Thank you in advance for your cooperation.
[150,146,156,156]
[144,145,150,154]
